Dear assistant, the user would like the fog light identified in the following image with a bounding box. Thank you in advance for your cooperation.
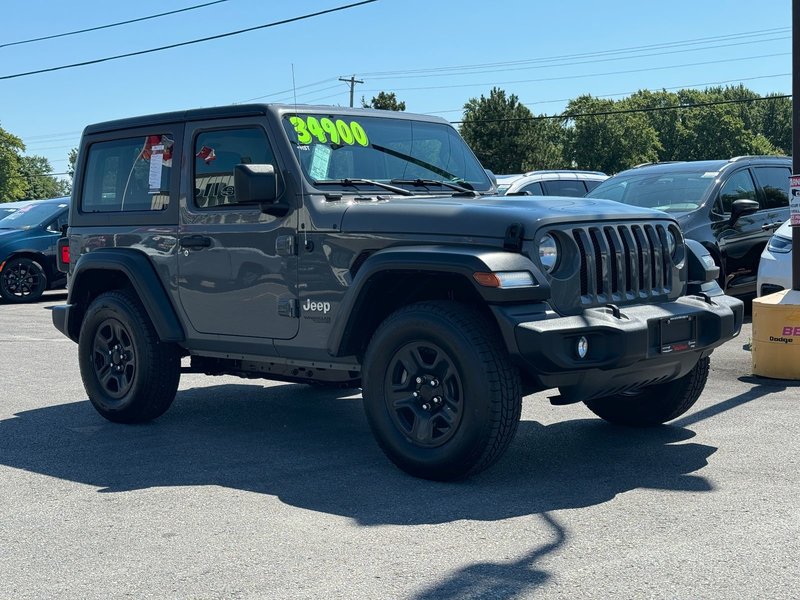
[576,336,589,359]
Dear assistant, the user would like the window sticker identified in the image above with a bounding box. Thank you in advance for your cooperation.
[289,116,369,147]
[148,144,164,194]
[309,145,332,181]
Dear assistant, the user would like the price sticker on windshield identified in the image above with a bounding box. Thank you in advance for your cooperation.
[289,116,369,147]
[790,174,800,226]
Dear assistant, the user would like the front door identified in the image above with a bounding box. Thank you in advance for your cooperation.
[177,120,298,340]
[712,167,771,292]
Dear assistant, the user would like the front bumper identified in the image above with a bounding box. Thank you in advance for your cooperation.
[493,294,743,402]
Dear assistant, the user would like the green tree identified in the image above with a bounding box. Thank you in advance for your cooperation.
[0,125,26,201]
[361,91,406,111]
[563,95,660,173]
[756,94,792,155]
[520,117,565,171]
[19,155,69,199]
[460,87,535,174]
[68,147,79,179]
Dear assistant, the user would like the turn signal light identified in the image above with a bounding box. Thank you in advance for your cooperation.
[473,271,536,289]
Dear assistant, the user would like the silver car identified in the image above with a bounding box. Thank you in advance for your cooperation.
[757,219,793,296]
[495,170,608,197]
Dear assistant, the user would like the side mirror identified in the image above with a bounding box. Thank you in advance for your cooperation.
[234,164,278,204]
[729,199,759,225]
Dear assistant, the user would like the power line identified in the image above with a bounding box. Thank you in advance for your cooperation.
[451,95,792,125]
[366,35,790,81]
[235,78,341,104]
[359,52,789,94]
[0,0,232,49]
[358,27,790,77]
[424,73,792,115]
[0,0,380,81]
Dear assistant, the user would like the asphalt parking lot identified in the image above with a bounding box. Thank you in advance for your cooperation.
[0,292,798,599]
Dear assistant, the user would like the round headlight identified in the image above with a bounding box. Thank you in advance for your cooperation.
[538,234,559,273]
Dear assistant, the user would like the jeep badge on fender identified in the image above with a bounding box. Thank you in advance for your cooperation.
[52,104,744,481]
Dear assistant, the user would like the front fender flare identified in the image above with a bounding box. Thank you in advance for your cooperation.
[327,245,548,357]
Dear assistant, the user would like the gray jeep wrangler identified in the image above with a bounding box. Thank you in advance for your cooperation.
[53,104,743,480]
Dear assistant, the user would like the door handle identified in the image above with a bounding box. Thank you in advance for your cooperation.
[180,235,212,249]
[761,222,784,231]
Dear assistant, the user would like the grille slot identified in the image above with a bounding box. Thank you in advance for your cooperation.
[569,222,674,307]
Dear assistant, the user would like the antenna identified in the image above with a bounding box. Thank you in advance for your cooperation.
[291,64,310,250]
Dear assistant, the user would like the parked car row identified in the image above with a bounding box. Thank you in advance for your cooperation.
[1,156,794,305]
[0,197,70,303]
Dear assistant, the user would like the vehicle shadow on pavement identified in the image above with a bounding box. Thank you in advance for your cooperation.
[0,383,716,527]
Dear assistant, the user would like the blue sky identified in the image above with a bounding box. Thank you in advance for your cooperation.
[0,0,792,177]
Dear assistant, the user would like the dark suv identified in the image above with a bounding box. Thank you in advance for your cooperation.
[0,197,70,303]
[586,157,791,297]
[52,105,742,480]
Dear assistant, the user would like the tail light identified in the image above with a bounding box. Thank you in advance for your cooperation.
[57,238,70,273]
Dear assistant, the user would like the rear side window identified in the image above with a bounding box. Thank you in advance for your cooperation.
[193,127,275,209]
[754,166,791,210]
[584,180,602,193]
[82,135,174,212]
[542,180,586,197]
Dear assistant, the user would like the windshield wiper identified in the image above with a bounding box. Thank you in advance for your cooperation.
[390,178,479,196]
[314,178,414,196]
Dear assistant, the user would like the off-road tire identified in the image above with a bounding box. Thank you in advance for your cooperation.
[0,257,48,303]
[78,290,181,423]
[362,301,522,481]
[584,356,710,426]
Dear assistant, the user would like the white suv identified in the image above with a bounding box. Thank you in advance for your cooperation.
[495,170,608,197]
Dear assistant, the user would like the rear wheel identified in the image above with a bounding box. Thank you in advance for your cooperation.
[362,301,522,481]
[78,290,180,423]
[584,356,710,426]
[0,257,47,303]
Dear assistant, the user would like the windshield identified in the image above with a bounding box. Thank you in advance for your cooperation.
[282,113,492,193]
[0,202,68,230]
[586,170,716,212]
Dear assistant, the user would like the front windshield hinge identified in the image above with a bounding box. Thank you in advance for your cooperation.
[324,193,343,201]
[503,222,525,252]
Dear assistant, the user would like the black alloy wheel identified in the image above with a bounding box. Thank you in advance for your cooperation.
[0,258,48,303]
[91,318,137,399]
[384,340,464,448]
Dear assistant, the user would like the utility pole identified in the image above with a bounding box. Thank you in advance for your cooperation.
[339,75,364,108]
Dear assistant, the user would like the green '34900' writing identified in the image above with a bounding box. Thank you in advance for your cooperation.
[289,116,369,147]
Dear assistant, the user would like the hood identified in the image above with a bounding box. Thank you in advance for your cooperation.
[339,195,674,239]
[0,229,25,244]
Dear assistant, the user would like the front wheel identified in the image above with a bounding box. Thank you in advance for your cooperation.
[362,301,522,481]
[584,356,710,426]
[0,257,47,303]
[78,290,181,423]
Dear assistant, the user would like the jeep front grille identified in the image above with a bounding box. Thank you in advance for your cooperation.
[571,223,673,305]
